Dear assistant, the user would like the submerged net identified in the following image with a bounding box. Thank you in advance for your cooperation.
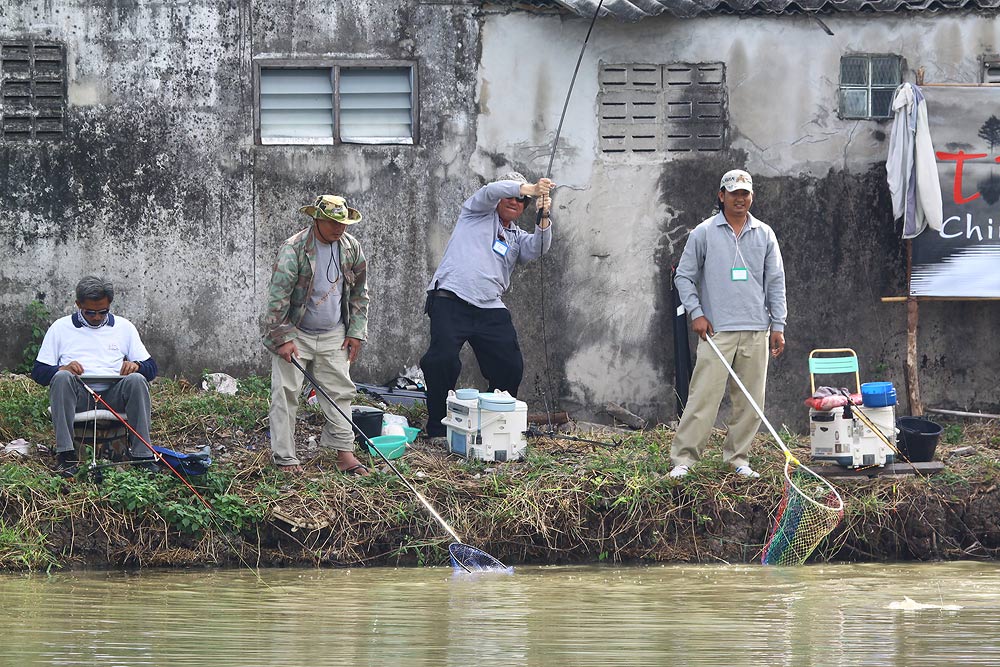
[449,543,511,573]
[762,465,844,566]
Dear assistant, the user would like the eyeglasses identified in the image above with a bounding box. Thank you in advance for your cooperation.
[82,308,110,317]
[514,196,530,204]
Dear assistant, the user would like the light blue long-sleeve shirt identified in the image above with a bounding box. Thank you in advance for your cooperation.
[675,212,787,333]
[428,180,552,309]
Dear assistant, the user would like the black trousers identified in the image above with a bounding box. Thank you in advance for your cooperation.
[419,293,524,437]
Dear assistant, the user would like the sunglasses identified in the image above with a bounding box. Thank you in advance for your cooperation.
[82,308,110,317]
[514,196,530,204]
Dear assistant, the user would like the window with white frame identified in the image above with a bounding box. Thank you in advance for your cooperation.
[839,55,901,120]
[256,61,416,145]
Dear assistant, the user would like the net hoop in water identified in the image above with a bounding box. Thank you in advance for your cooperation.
[761,460,845,566]
[449,542,510,573]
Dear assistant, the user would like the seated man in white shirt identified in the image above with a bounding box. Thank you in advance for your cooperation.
[30,276,159,476]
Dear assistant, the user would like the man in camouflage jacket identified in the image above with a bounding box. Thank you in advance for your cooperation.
[263,194,371,474]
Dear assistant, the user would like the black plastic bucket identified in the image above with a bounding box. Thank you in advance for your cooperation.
[352,406,383,449]
[896,417,943,463]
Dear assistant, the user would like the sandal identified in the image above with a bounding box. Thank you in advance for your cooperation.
[339,463,369,476]
[275,463,304,474]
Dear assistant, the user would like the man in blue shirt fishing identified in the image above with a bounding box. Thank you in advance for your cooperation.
[420,172,553,441]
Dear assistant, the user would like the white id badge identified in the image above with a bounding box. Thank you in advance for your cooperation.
[731,267,749,281]
[492,239,509,257]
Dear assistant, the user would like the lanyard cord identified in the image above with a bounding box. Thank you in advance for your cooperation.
[730,226,750,269]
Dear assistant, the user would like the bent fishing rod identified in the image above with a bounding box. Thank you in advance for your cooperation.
[536,0,604,430]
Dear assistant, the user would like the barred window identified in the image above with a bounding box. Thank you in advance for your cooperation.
[1,41,67,141]
[839,55,902,120]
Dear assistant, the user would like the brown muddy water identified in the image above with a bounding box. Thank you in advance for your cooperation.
[1,562,998,666]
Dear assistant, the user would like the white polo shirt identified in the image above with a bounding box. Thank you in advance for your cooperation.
[36,314,151,386]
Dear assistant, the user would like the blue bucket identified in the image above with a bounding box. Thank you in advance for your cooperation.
[861,382,896,408]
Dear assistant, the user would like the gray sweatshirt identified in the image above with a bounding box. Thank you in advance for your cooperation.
[675,212,787,332]
[428,180,552,309]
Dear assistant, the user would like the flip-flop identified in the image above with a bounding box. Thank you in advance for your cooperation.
[276,463,303,474]
[339,463,369,476]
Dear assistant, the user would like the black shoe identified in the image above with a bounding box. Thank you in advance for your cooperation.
[130,457,161,473]
[55,450,79,478]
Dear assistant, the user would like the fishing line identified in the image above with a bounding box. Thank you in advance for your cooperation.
[536,0,604,429]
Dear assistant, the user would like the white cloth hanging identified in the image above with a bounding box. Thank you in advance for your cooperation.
[886,82,943,239]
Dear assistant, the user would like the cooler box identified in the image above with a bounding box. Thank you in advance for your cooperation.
[810,405,896,468]
[441,389,527,462]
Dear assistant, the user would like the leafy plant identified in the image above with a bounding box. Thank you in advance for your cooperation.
[943,424,964,446]
[100,468,166,511]
[0,375,54,443]
[15,300,51,374]
[160,500,212,534]
[0,518,58,571]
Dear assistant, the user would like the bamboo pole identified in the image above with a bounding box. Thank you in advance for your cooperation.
[904,240,923,416]
[926,408,1000,420]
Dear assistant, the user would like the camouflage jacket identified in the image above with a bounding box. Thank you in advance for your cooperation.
[262,226,369,353]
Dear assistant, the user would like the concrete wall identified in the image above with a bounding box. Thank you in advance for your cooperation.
[2,2,997,432]
[475,10,1000,428]
[0,0,484,387]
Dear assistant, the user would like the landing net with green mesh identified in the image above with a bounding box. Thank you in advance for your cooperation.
[761,462,845,566]
[702,335,846,567]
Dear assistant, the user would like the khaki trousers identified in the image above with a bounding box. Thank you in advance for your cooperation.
[269,325,356,466]
[671,330,769,469]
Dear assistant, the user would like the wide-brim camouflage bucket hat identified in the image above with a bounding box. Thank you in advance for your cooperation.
[299,194,362,224]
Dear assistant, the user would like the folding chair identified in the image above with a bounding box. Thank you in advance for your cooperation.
[808,348,860,395]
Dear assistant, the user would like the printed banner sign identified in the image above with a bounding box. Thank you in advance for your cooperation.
[911,86,1000,297]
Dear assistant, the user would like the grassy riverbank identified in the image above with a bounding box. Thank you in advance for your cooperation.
[2,372,999,571]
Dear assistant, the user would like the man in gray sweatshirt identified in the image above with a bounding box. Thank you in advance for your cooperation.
[670,169,787,478]
[420,172,553,439]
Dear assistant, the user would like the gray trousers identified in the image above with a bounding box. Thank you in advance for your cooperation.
[49,371,153,458]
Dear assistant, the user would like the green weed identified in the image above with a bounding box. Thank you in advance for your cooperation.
[0,518,57,571]
[99,468,167,511]
[0,376,54,443]
[15,300,51,374]
[0,462,65,497]
[943,424,964,446]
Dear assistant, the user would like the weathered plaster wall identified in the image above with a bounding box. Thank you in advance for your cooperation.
[475,10,1000,429]
[2,3,997,433]
[0,1,484,390]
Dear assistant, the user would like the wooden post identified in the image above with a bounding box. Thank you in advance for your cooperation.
[904,239,923,416]
[906,296,923,416]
